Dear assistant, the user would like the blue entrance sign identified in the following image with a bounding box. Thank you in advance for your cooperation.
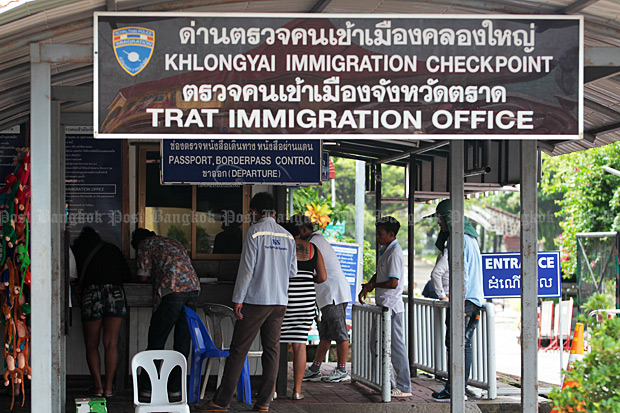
[482,251,561,299]
[330,242,361,324]
[161,139,321,185]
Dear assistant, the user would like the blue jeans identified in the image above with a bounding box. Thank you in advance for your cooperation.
[139,291,199,393]
[444,300,482,393]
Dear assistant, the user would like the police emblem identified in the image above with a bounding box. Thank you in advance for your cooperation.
[112,27,155,76]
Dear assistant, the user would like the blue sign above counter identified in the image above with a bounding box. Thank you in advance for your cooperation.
[161,139,322,185]
[481,251,561,299]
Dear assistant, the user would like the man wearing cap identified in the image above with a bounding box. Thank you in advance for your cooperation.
[429,199,485,402]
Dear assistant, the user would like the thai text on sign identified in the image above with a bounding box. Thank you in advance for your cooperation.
[95,13,583,139]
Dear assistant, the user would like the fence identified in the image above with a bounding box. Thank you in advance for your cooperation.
[409,297,497,399]
[351,303,392,402]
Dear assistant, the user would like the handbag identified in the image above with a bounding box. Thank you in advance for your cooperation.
[73,242,104,303]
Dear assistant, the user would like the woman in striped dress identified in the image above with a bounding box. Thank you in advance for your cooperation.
[280,222,326,400]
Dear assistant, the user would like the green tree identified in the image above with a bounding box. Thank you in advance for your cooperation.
[166,224,189,247]
[549,294,620,412]
[541,142,620,277]
[476,187,562,251]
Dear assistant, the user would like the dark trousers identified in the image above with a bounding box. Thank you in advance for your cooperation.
[213,304,286,408]
[444,300,482,393]
[139,291,199,393]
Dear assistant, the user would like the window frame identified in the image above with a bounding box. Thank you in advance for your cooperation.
[137,144,248,260]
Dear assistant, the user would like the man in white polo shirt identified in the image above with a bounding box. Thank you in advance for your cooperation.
[358,216,412,397]
[295,215,352,383]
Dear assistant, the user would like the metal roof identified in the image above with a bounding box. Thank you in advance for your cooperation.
[1,0,620,198]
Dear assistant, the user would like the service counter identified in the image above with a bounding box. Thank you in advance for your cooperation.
[66,280,269,391]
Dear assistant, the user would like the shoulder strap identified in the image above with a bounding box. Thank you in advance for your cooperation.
[78,242,104,288]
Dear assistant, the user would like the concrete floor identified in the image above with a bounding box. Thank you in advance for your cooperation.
[2,361,555,412]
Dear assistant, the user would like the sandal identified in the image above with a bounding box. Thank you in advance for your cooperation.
[103,385,116,398]
[193,400,228,411]
[252,404,269,412]
[88,387,103,397]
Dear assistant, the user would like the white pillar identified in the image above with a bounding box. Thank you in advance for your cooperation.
[31,43,64,413]
[355,160,365,247]
[449,140,466,412]
[520,140,539,412]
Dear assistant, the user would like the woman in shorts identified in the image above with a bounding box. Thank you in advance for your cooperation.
[72,227,130,398]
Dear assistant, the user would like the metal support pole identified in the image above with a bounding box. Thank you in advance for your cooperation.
[615,232,620,309]
[288,187,294,216]
[520,140,539,412]
[449,140,466,412]
[375,163,382,259]
[382,308,392,403]
[559,295,564,382]
[31,43,63,413]
[408,155,416,375]
[355,160,365,250]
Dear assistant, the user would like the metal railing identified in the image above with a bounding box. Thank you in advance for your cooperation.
[351,303,392,402]
[408,297,497,399]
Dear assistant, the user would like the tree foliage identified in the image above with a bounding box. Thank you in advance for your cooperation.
[540,142,620,277]
[549,294,620,412]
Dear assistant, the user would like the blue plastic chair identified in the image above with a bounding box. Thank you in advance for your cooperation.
[183,306,251,405]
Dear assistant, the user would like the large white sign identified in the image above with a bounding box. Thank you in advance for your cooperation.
[94,13,583,140]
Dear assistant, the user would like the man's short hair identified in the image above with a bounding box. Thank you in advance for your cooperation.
[292,213,314,231]
[131,228,156,250]
[376,216,400,236]
[250,192,275,216]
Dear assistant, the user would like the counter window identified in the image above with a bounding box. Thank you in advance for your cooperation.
[138,146,248,259]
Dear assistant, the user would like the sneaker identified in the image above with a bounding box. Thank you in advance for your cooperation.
[431,389,467,402]
[432,389,450,402]
[303,368,323,382]
[321,369,351,383]
[391,388,412,398]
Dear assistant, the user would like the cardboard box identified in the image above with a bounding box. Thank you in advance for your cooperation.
[75,397,107,413]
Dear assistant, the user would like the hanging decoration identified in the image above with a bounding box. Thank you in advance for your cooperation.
[0,148,31,409]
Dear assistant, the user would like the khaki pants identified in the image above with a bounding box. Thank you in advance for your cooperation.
[213,304,286,407]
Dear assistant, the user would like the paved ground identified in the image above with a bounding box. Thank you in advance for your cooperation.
[494,302,570,388]
[3,268,564,412]
[0,362,552,412]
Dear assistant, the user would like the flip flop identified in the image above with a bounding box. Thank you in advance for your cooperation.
[252,404,269,412]
[88,387,103,397]
[103,385,116,398]
[192,400,228,411]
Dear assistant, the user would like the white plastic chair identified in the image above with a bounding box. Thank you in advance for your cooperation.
[539,300,554,349]
[132,350,190,413]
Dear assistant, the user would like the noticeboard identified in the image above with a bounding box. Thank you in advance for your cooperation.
[481,251,561,299]
[330,241,362,324]
[160,139,321,184]
[65,126,123,246]
[0,126,26,180]
[94,13,583,140]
